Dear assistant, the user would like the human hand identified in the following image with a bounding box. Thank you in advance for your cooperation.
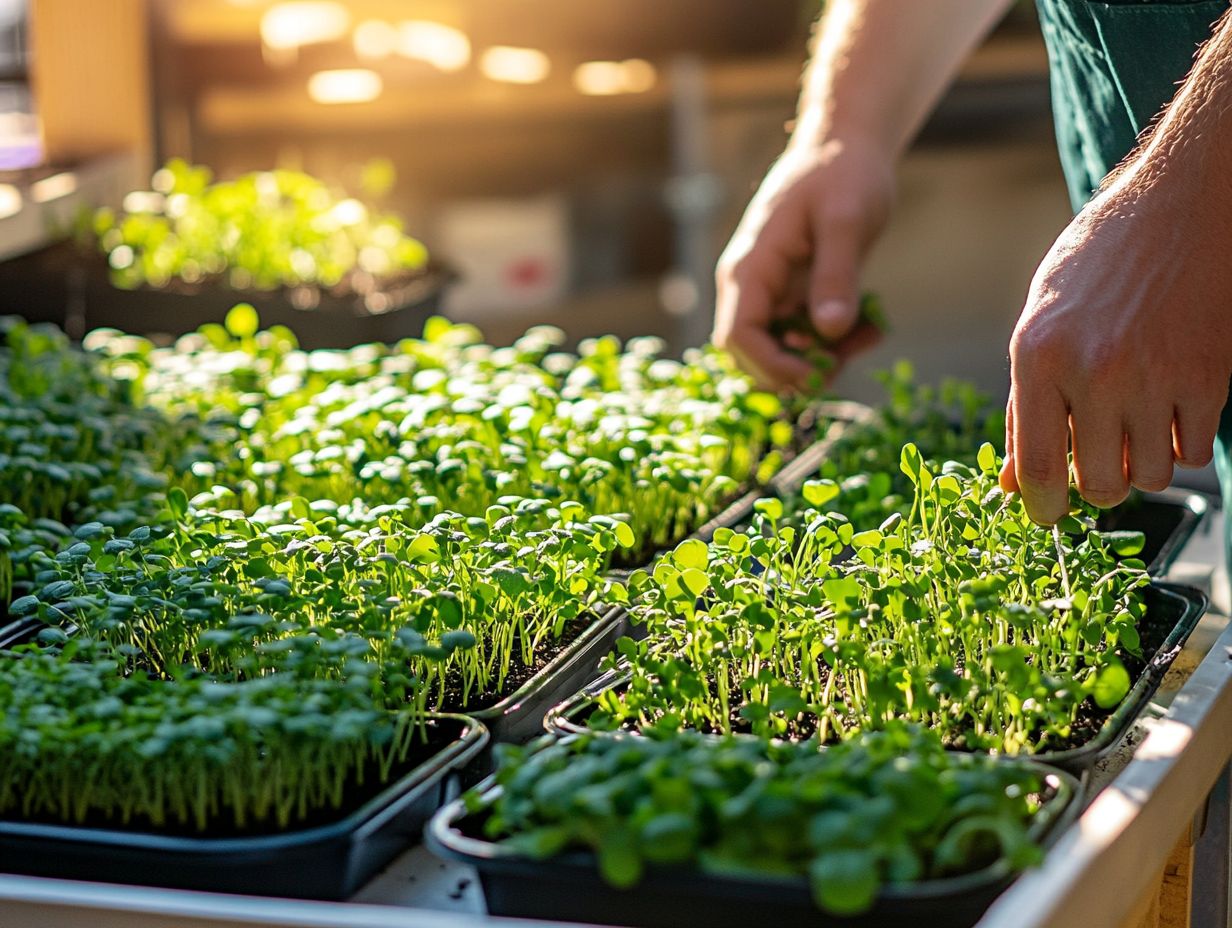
[1001,176,1232,524]
[712,135,894,391]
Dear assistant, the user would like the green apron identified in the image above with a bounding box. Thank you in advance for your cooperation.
[1034,0,1232,552]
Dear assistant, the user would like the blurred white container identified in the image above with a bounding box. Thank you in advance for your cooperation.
[436,196,569,320]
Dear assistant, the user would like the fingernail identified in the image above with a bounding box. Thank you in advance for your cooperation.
[811,300,849,339]
[1021,486,1068,526]
[998,457,1018,493]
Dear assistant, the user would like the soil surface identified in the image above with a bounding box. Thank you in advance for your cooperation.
[435,614,597,713]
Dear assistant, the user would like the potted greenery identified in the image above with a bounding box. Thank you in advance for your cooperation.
[428,726,1079,928]
[548,444,1206,771]
[0,160,446,348]
[0,633,487,898]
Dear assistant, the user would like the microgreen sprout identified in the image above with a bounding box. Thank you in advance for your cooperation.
[594,443,1149,753]
[472,724,1054,916]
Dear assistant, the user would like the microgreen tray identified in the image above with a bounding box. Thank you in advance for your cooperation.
[427,757,1080,928]
[1095,488,1208,577]
[0,240,447,350]
[464,606,632,748]
[0,713,488,900]
[545,583,1206,776]
[608,400,875,581]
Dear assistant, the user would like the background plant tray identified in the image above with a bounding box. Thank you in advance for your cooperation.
[607,401,875,582]
[0,240,446,349]
[462,606,632,754]
[0,713,488,900]
[1095,487,1207,577]
[426,758,1080,928]
[543,583,1206,777]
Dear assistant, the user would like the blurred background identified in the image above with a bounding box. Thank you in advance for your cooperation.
[0,0,1072,405]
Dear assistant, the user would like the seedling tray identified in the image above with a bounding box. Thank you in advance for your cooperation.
[545,583,1206,776]
[463,606,632,749]
[1035,582,1206,773]
[1095,488,1208,577]
[0,713,488,900]
[0,240,446,349]
[427,758,1080,928]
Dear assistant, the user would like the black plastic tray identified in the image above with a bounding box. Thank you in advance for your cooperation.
[1096,487,1208,577]
[0,616,44,649]
[464,606,632,748]
[0,240,447,349]
[0,713,487,899]
[1037,582,1206,773]
[427,754,1080,928]
[546,583,1206,776]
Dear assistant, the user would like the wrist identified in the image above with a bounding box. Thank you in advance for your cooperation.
[1100,144,1232,247]
[785,116,896,167]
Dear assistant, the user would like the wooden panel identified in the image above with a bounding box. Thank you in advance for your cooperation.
[978,619,1232,928]
[29,0,152,171]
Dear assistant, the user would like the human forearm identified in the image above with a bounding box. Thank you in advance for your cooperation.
[712,0,1013,390]
[793,0,1015,156]
[1105,11,1232,214]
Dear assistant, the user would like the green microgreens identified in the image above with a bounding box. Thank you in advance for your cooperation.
[17,495,631,712]
[791,360,1005,531]
[473,724,1052,917]
[89,317,801,558]
[593,442,1148,753]
[89,159,430,293]
[0,638,426,832]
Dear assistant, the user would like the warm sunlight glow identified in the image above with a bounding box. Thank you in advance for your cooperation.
[0,184,21,219]
[260,2,350,51]
[122,191,165,213]
[307,69,383,105]
[353,20,397,60]
[397,21,471,73]
[30,172,78,203]
[574,59,657,96]
[480,46,550,85]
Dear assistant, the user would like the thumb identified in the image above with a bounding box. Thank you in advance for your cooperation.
[808,219,861,342]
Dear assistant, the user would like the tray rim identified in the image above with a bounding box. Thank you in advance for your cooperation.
[0,712,488,853]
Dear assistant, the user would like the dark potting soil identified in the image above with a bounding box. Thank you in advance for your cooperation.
[0,716,467,840]
[434,614,596,713]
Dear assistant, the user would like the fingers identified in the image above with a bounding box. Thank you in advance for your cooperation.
[808,215,861,342]
[999,397,1018,492]
[1173,402,1219,469]
[1125,409,1175,492]
[1009,380,1071,525]
[728,328,815,391]
[714,254,815,392]
[830,322,883,362]
[1069,407,1129,508]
